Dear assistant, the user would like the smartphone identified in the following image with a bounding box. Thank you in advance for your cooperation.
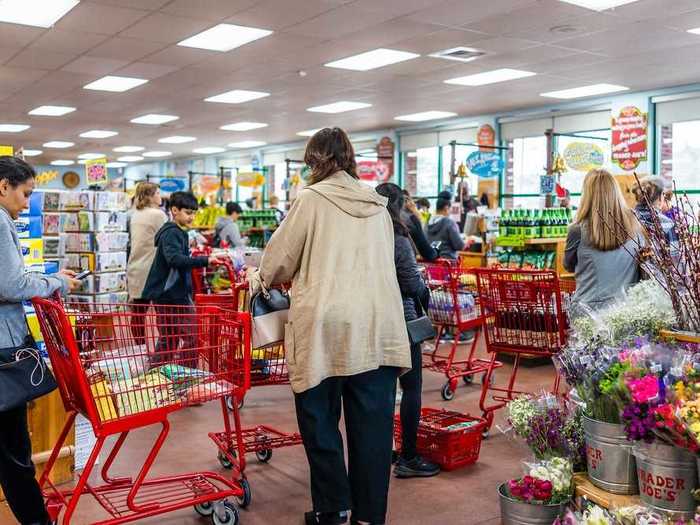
[75,270,92,280]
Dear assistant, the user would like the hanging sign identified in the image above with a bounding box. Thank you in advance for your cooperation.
[85,157,108,185]
[477,124,496,151]
[563,142,605,172]
[376,137,395,180]
[611,105,648,171]
[236,171,265,188]
[0,145,13,156]
[159,178,186,193]
[466,151,503,178]
[357,160,391,182]
[36,170,59,186]
[540,174,555,195]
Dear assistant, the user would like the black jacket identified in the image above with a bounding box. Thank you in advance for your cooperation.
[401,210,438,261]
[426,215,465,260]
[142,222,208,303]
[394,234,429,322]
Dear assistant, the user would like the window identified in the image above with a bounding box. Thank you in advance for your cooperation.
[505,136,547,208]
[556,129,610,208]
[414,147,439,197]
[659,120,700,205]
[441,145,479,199]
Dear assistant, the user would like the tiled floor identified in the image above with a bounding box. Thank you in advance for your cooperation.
[0,343,556,524]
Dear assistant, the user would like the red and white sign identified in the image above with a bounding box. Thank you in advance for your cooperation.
[477,124,496,151]
[376,136,395,181]
[611,105,648,171]
[357,160,391,182]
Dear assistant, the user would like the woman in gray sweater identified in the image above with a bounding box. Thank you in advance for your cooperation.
[564,169,643,316]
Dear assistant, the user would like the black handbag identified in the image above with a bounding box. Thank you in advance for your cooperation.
[250,288,290,349]
[406,315,436,345]
[0,336,57,411]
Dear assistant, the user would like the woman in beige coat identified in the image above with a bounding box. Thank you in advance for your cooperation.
[255,128,410,525]
[126,182,166,342]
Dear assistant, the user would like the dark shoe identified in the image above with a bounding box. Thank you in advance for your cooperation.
[305,511,348,525]
[351,520,384,525]
[458,330,475,343]
[393,455,441,478]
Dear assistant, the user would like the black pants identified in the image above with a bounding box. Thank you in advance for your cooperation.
[129,298,150,346]
[294,366,398,524]
[398,342,422,460]
[0,404,50,525]
[152,302,197,369]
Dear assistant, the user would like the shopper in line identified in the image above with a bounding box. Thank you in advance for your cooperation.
[252,128,410,525]
[401,190,438,261]
[564,168,643,315]
[425,196,465,259]
[142,191,224,367]
[632,175,677,243]
[214,201,246,248]
[377,183,440,479]
[415,198,431,224]
[0,156,81,525]
[126,182,166,344]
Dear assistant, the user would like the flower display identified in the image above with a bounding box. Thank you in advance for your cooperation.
[506,476,553,504]
[528,457,572,495]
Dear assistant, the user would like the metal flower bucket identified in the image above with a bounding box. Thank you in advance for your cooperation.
[582,415,638,494]
[498,483,567,525]
[633,441,698,517]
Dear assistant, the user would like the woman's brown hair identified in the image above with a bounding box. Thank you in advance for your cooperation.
[134,182,159,210]
[631,175,664,207]
[575,168,640,251]
[303,127,358,184]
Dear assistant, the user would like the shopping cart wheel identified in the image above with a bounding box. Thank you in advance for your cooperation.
[482,372,495,385]
[225,395,244,411]
[212,501,239,525]
[195,501,215,517]
[236,478,252,508]
[441,383,455,401]
[256,448,273,463]
[218,449,235,470]
[462,375,473,385]
[481,429,490,439]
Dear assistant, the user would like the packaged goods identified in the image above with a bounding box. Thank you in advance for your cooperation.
[14,215,42,239]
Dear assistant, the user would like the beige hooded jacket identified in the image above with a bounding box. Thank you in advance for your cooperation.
[258,170,411,393]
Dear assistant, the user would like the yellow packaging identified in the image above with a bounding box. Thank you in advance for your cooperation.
[26,313,43,342]
[20,239,43,265]
[90,379,118,422]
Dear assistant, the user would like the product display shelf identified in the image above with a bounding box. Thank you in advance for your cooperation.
[496,236,568,275]
[573,473,640,510]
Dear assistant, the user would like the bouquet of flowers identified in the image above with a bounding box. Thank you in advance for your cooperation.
[505,457,573,505]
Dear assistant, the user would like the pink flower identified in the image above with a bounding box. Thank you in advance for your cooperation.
[628,375,659,404]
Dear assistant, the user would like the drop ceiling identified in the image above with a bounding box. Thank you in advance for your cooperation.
[2,0,700,163]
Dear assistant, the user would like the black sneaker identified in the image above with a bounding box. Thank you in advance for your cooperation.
[305,511,348,525]
[393,455,440,478]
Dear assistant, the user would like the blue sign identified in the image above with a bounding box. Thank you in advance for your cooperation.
[159,178,186,193]
[465,151,503,179]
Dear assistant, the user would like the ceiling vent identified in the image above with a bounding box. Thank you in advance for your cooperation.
[429,47,486,63]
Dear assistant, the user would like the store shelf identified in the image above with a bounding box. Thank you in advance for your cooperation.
[573,473,639,510]
[660,329,700,344]
[497,236,567,247]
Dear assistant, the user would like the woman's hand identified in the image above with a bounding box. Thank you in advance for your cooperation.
[58,269,82,292]
[405,197,420,218]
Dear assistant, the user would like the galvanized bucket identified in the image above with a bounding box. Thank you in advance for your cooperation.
[498,483,567,525]
[582,415,638,494]
[633,441,698,517]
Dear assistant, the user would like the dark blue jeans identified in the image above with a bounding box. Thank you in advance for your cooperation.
[399,342,422,460]
[294,366,399,524]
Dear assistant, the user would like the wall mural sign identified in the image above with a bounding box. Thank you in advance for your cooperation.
[611,105,648,171]
[85,157,108,185]
[159,178,186,193]
[466,150,503,179]
[563,142,605,172]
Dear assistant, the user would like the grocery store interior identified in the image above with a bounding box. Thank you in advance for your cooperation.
[2,0,700,524]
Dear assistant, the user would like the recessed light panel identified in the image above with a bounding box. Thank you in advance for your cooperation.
[540,83,629,99]
[43,141,74,148]
[29,105,76,116]
[77,153,105,160]
[687,27,700,35]
[106,162,128,168]
[142,151,172,158]
[178,23,272,52]
[113,146,144,153]
[0,124,29,132]
[130,114,179,125]
[444,68,536,86]
[50,160,74,166]
[307,101,372,113]
[228,141,266,149]
[395,111,457,122]
[557,0,640,11]
[193,147,226,154]
[204,89,270,104]
[83,75,148,92]
[22,149,42,157]
[297,129,322,137]
[80,130,118,139]
[220,122,268,131]
[117,156,143,162]
[325,48,419,71]
[0,0,79,28]
[158,136,195,144]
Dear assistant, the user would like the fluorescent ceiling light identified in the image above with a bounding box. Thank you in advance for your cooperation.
[445,68,536,86]
[80,129,118,138]
[0,0,79,28]
[177,23,272,52]
[325,48,419,71]
[687,27,700,35]
[661,159,673,165]
[22,149,42,157]
[158,136,195,144]
[113,145,144,152]
[130,114,179,125]
[142,151,172,158]
[106,162,127,168]
[204,89,270,104]
[193,147,226,154]
[29,105,76,116]
[540,83,629,99]
[77,160,89,165]
[83,75,148,92]
[77,153,105,160]
[395,111,457,122]
[43,141,74,148]
[228,141,266,149]
[0,124,29,132]
[50,160,74,166]
[307,101,372,113]
[297,129,322,137]
[117,156,143,162]
[557,0,640,11]
[220,121,268,131]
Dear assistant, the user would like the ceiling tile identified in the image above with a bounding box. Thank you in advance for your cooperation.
[120,13,215,44]
[228,0,343,30]
[115,62,181,80]
[143,45,219,67]
[393,28,490,55]
[61,56,130,75]
[405,0,537,28]
[85,0,171,9]
[0,67,50,93]
[6,48,76,70]
[351,0,447,18]
[0,24,45,48]
[29,30,110,55]
[86,37,166,61]
[284,4,399,39]
[160,0,258,20]
[0,47,22,66]
[55,2,150,35]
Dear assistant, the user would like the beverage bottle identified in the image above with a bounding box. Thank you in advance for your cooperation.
[545,209,553,238]
[527,209,536,238]
[515,210,523,237]
[533,209,542,238]
[499,210,508,237]
[557,208,566,237]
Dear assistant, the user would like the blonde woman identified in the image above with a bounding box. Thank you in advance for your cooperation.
[563,169,643,314]
[126,182,166,342]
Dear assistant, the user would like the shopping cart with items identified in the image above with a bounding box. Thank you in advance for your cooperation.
[420,259,503,401]
[474,268,572,435]
[32,297,251,525]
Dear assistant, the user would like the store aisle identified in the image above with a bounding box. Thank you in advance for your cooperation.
[0,344,554,524]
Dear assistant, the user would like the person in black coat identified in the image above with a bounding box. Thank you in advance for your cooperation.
[376,183,440,479]
[401,190,438,261]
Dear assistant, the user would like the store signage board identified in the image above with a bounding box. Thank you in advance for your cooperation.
[357,159,391,182]
[466,150,503,178]
[159,178,185,193]
[611,105,648,171]
[540,174,555,195]
[85,157,108,185]
[563,142,605,172]
[376,136,395,180]
[477,124,495,151]
[0,145,13,156]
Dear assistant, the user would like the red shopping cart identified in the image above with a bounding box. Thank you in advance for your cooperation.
[474,268,571,434]
[32,298,251,525]
[420,260,503,401]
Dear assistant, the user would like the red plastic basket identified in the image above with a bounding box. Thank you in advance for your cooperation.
[393,408,486,471]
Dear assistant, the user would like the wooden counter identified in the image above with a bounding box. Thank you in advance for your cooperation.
[573,473,640,509]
